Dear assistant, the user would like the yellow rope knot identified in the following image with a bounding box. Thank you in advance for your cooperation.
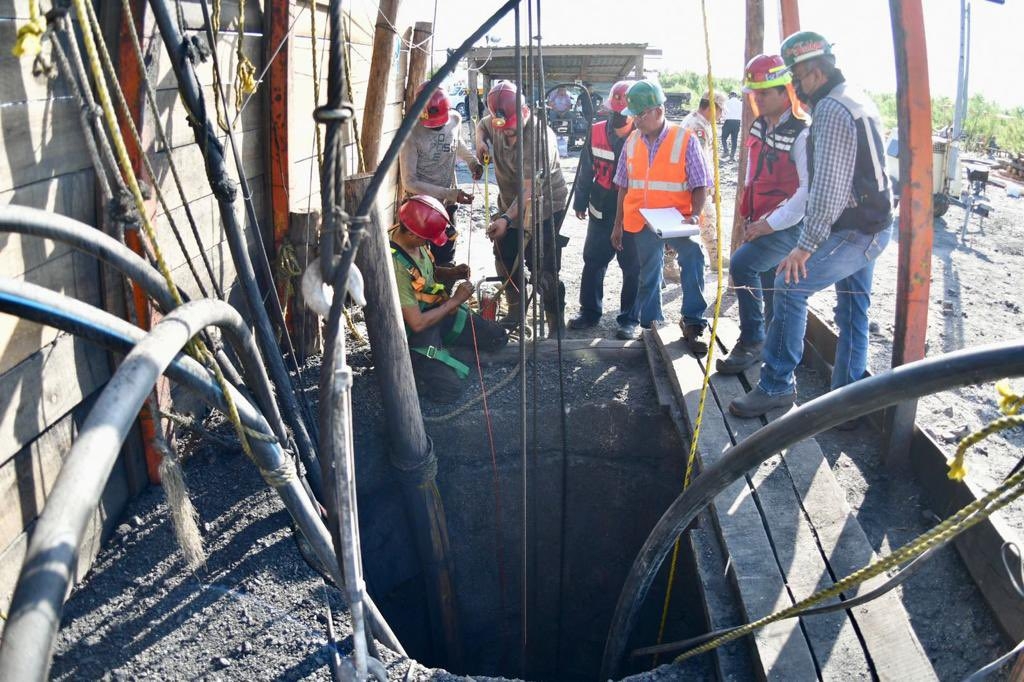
[948,379,1024,481]
[12,16,46,58]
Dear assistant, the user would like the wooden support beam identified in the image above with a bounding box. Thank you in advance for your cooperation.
[361,0,402,171]
[778,0,800,37]
[266,0,293,256]
[404,22,432,110]
[730,0,764,255]
[468,68,481,123]
[885,0,934,468]
[116,0,172,484]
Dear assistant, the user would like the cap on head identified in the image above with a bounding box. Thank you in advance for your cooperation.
[487,80,526,129]
[780,30,833,69]
[398,195,450,246]
[622,79,666,117]
[416,82,450,127]
[607,80,636,114]
[743,54,791,91]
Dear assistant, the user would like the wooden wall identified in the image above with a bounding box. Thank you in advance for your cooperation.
[0,0,268,624]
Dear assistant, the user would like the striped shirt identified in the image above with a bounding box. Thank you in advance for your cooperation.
[613,123,711,191]
[800,95,859,252]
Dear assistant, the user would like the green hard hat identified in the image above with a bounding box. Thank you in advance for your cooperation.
[780,30,833,69]
[623,80,666,117]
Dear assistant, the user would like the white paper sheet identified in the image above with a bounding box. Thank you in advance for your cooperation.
[639,207,701,239]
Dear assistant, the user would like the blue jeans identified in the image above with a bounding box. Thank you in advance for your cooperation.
[625,226,708,328]
[730,225,801,346]
[759,226,892,396]
[578,215,640,326]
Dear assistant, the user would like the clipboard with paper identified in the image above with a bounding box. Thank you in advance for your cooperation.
[639,207,700,239]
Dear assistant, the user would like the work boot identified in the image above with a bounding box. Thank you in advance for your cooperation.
[728,385,796,418]
[615,323,639,340]
[568,315,599,330]
[681,322,709,358]
[716,341,763,374]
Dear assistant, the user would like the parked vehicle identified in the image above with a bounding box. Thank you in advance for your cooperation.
[885,132,964,217]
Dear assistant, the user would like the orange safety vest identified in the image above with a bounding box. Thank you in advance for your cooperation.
[622,125,694,233]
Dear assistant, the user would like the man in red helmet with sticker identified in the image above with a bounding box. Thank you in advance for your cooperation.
[567,79,641,340]
[391,195,508,403]
[475,80,569,335]
[716,53,810,375]
[400,82,484,267]
[729,31,893,419]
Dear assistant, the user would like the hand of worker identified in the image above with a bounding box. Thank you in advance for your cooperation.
[456,189,474,204]
[451,263,471,280]
[777,247,812,285]
[575,209,587,221]
[610,223,624,252]
[452,281,475,304]
[743,219,773,243]
[487,215,510,241]
[471,162,484,181]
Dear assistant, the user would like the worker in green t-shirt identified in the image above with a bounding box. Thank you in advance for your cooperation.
[391,195,508,403]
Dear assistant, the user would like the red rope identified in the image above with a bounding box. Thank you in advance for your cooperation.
[468,314,508,612]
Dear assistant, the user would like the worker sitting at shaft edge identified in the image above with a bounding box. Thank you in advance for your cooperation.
[391,195,508,404]
[399,82,484,267]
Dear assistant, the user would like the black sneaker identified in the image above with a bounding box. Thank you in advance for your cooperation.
[716,342,763,374]
[681,323,709,357]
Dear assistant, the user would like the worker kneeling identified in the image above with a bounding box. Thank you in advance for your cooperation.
[391,195,508,403]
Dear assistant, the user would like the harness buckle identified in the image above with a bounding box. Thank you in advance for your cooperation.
[424,345,438,359]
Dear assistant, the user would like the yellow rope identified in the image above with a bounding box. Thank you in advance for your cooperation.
[676,425,1024,662]
[11,0,45,58]
[948,380,1023,481]
[72,0,253,459]
[654,0,728,658]
[234,0,257,111]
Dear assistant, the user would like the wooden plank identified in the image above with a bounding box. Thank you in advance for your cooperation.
[0,249,103,375]
[147,132,265,213]
[265,0,292,269]
[712,317,936,679]
[0,98,93,193]
[175,0,264,32]
[359,0,400,170]
[690,524,758,682]
[150,84,265,151]
[0,332,111,466]
[0,21,72,103]
[653,324,818,680]
[0,170,96,277]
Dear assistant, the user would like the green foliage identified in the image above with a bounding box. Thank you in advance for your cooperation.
[657,70,742,101]
[870,91,1024,155]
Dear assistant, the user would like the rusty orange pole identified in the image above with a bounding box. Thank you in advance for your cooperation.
[118,0,173,484]
[266,0,293,315]
[885,0,933,468]
[778,0,800,37]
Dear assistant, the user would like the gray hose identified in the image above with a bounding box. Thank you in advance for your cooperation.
[0,297,394,680]
[600,338,1024,680]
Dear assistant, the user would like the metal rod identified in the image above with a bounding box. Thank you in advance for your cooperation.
[600,339,1024,680]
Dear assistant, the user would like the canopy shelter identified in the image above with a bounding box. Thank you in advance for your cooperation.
[464,42,661,119]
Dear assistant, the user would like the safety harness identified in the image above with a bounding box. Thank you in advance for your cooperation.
[390,243,470,379]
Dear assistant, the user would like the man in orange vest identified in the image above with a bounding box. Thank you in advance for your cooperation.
[391,196,508,403]
[611,80,712,355]
[568,79,640,339]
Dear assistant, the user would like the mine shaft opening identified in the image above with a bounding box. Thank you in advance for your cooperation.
[354,350,711,681]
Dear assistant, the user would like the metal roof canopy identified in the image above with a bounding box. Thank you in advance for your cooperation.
[465,43,660,86]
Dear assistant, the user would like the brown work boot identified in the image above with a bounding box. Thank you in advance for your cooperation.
[681,322,709,358]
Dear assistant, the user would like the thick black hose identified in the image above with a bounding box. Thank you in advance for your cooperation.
[148,0,322,499]
[600,338,1024,680]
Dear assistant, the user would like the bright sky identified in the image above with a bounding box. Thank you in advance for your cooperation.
[390,0,1024,109]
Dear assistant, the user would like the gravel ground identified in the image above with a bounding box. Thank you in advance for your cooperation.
[47,124,1019,680]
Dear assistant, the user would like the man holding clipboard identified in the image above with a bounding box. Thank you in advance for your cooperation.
[610,80,712,355]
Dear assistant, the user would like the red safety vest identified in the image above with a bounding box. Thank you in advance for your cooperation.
[740,114,807,222]
[590,120,617,191]
[622,125,694,233]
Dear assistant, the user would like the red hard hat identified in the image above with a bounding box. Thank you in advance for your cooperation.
[608,80,636,114]
[743,54,791,91]
[398,195,450,246]
[416,82,450,127]
[487,80,525,129]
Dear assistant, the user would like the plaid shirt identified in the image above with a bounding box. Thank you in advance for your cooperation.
[801,95,858,252]
[613,123,711,192]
